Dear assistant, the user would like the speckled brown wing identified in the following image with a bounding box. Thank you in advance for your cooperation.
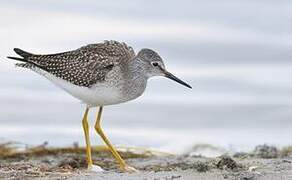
[14,40,136,87]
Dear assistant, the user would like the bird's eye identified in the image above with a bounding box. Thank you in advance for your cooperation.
[152,62,159,67]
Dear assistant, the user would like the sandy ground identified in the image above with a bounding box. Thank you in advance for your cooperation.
[0,144,292,180]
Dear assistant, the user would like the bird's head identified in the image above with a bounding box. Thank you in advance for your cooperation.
[136,48,192,89]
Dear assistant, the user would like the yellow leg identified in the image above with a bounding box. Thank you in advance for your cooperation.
[94,106,138,172]
[82,107,93,168]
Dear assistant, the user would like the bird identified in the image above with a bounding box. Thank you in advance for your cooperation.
[7,40,192,173]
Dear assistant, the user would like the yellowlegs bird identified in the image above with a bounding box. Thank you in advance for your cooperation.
[7,40,192,172]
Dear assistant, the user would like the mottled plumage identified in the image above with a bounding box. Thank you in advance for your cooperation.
[8,40,191,107]
[14,40,135,87]
[7,40,191,172]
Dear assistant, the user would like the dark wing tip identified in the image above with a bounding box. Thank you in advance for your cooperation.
[13,48,20,51]
[13,48,33,58]
[13,48,23,54]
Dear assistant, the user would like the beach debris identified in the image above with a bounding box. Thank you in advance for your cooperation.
[282,159,292,163]
[58,157,87,169]
[279,146,292,158]
[216,155,239,170]
[253,144,278,158]
[194,161,210,172]
[248,166,258,172]
[0,142,16,156]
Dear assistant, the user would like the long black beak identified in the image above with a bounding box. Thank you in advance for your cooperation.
[163,70,192,89]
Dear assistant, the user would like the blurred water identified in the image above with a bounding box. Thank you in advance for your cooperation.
[1,0,292,154]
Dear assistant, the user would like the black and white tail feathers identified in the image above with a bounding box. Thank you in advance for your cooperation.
[7,48,33,62]
[7,48,37,68]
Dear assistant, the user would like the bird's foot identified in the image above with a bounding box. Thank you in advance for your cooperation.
[121,165,139,173]
[87,164,104,172]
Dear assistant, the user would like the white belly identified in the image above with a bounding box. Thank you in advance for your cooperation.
[30,67,129,107]
[57,80,126,106]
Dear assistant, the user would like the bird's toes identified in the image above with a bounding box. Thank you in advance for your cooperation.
[87,164,104,172]
[121,165,139,173]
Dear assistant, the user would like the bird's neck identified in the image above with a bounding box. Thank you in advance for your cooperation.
[127,58,149,80]
[120,59,148,100]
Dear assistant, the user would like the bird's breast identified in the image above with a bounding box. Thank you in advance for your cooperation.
[89,65,148,106]
[87,77,146,106]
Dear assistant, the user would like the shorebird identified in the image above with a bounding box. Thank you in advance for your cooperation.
[7,40,192,172]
